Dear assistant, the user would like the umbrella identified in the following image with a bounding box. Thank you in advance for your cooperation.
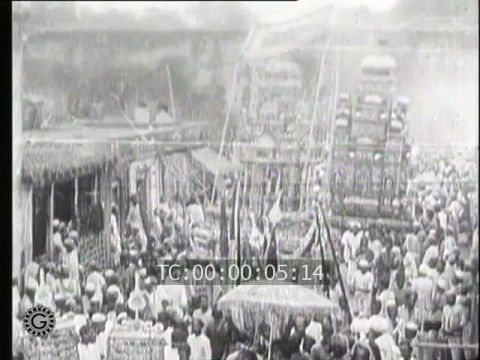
[217,280,339,338]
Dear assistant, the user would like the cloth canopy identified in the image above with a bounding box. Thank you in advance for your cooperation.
[217,280,338,338]
[191,148,243,175]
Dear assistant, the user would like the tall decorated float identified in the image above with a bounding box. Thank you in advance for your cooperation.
[232,58,325,256]
[329,53,411,229]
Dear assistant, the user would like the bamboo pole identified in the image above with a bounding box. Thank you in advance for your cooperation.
[326,51,341,200]
[74,176,79,217]
[301,4,337,211]
[267,318,275,360]
[302,43,331,210]
[315,210,329,298]
[211,30,254,204]
[318,203,352,324]
[242,163,249,205]
[166,64,176,121]
[94,169,98,204]
[211,62,240,204]
[49,182,54,256]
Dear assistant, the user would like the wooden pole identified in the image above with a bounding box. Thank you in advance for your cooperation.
[242,163,249,206]
[212,30,253,204]
[267,318,275,360]
[49,182,54,257]
[318,203,352,324]
[94,169,98,204]
[74,176,79,220]
[302,5,336,211]
[326,51,341,204]
[315,209,329,298]
[234,179,242,286]
[211,62,240,204]
[166,64,176,121]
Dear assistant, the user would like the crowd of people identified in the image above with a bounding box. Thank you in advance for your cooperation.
[11,153,479,360]
[334,155,479,360]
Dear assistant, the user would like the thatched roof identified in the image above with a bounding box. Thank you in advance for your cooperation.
[22,141,117,186]
[21,120,208,185]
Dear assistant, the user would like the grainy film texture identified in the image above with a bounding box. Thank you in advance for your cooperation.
[12,1,478,360]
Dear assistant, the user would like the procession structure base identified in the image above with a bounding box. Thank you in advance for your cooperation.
[107,322,167,360]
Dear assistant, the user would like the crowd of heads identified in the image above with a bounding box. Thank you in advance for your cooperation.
[12,151,479,359]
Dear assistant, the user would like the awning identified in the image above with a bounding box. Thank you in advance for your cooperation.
[190,148,243,175]
[22,141,117,186]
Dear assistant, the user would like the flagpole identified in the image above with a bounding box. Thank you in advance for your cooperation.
[315,209,329,298]
[302,4,337,212]
[318,203,352,324]
[211,29,255,204]
[235,179,242,286]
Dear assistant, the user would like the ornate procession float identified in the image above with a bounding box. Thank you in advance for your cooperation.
[329,52,412,229]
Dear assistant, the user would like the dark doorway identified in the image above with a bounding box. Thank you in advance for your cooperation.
[32,186,49,259]
[78,173,96,235]
[54,180,75,223]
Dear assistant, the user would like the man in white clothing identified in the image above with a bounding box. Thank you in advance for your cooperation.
[86,261,106,293]
[188,318,212,360]
[52,219,65,266]
[92,313,108,360]
[186,196,205,226]
[306,314,323,344]
[192,295,213,333]
[411,264,434,325]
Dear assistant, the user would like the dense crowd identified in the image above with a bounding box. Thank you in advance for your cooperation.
[12,153,479,360]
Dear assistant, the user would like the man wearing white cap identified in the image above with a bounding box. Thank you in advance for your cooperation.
[402,321,419,359]
[441,227,458,261]
[63,236,80,296]
[126,195,148,252]
[82,282,96,316]
[353,259,374,316]
[431,278,448,319]
[444,252,458,288]
[110,203,122,267]
[411,264,434,326]
[78,323,100,360]
[104,269,115,286]
[52,219,65,267]
[188,318,212,360]
[90,288,103,316]
[342,221,362,291]
[164,266,188,311]
[186,195,205,226]
[369,316,402,360]
[422,232,440,267]
[441,289,463,360]
[192,295,213,334]
[151,207,163,243]
[92,313,107,359]
[351,311,370,341]
[403,246,418,285]
[86,261,106,294]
